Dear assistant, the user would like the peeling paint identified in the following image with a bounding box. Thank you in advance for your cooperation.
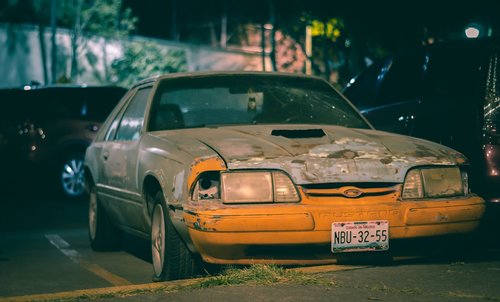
[172,170,185,200]
[187,125,465,184]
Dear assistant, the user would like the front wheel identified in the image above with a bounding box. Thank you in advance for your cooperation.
[89,185,122,251]
[151,191,200,281]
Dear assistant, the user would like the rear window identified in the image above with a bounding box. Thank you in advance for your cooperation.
[377,53,426,103]
[344,51,426,109]
[4,87,125,121]
[425,42,485,99]
[83,88,126,120]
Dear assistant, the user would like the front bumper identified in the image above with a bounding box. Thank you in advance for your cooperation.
[183,195,485,264]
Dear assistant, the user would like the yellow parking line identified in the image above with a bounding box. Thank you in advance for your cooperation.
[79,259,132,286]
[45,234,132,286]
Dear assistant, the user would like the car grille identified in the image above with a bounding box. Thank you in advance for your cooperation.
[300,183,401,199]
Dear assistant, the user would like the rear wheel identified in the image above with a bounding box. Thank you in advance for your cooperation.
[89,185,122,251]
[151,191,200,281]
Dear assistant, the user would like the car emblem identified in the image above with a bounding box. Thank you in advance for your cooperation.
[342,188,363,198]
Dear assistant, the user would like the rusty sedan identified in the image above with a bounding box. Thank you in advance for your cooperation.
[84,72,485,281]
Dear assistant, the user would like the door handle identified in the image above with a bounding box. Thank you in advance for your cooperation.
[103,151,109,161]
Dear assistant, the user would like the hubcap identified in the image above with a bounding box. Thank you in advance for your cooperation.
[61,158,85,197]
[151,204,165,277]
[89,189,97,240]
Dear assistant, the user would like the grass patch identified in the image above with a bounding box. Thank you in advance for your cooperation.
[193,264,327,288]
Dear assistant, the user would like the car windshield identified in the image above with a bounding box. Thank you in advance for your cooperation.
[148,75,370,131]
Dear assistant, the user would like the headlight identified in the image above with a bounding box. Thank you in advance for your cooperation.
[402,167,467,199]
[221,171,300,204]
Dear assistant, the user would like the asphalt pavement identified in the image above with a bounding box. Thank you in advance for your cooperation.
[2,186,500,302]
[5,254,500,302]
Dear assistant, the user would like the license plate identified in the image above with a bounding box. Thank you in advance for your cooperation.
[331,220,389,253]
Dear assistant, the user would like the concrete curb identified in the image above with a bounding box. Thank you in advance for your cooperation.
[0,279,197,302]
[0,265,366,302]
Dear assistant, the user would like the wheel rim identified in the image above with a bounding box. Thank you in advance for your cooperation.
[89,188,97,240]
[151,204,165,277]
[61,158,85,197]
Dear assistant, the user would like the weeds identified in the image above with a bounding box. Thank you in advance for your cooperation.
[194,264,326,288]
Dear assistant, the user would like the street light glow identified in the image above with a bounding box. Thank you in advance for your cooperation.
[465,26,480,38]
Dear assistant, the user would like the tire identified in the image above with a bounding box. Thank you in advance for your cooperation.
[151,191,200,281]
[59,152,86,200]
[88,185,122,251]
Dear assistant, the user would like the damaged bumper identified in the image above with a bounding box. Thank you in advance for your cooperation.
[183,195,485,264]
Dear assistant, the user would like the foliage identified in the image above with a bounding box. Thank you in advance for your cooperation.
[56,0,136,38]
[194,264,321,288]
[274,31,306,73]
[111,42,188,88]
[310,18,344,42]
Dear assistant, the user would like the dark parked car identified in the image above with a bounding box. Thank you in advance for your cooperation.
[0,84,127,199]
[343,38,500,204]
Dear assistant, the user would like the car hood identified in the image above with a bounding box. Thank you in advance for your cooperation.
[155,125,467,184]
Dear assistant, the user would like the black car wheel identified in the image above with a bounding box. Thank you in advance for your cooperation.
[151,191,200,281]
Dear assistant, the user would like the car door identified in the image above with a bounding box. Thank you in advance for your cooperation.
[101,86,152,233]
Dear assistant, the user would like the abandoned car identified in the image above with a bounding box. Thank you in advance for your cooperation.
[84,72,485,281]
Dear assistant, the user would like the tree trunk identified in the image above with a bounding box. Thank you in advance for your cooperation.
[70,0,83,83]
[323,19,330,81]
[305,24,312,75]
[38,24,49,85]
[261,23,266,71]
[268,0,277,71]
[102,39,109,83]
[209,22,218,47]
[171,0,179,41]
[50,0,57,83]
[220,2,227,48]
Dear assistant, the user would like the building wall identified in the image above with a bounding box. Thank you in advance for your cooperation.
[0,23,268,88]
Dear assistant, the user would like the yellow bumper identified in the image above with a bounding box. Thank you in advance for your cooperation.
[184,195,485,264]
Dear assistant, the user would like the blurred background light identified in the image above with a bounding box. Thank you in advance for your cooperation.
[465,26,480,38]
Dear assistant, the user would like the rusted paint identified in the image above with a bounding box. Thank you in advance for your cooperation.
[187,156,226,190]
[172,170,185,200]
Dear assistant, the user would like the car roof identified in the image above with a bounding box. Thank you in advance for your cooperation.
[131,71,329,89]
[0,84,126,92]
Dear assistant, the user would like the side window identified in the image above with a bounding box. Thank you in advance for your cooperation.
[343,60,386,109]
[115,87,151,141]
[85,88,127,120]
[378,53,426,104]
[104,101,129,141]
[96,89,133,142]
